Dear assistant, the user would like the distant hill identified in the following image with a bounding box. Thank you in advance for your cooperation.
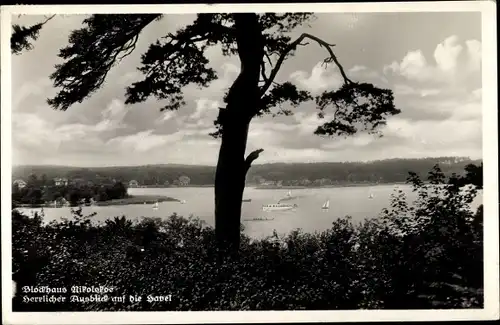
[12,156,482,186]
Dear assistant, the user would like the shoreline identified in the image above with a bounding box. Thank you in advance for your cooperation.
[253,182,407,190]
[131,185,213,189]
[15,195,179,209]
[95,195,179,206]
[134,182,408,190]
[13,184,410,209]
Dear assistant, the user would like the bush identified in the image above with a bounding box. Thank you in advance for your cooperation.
[12,165,483,311]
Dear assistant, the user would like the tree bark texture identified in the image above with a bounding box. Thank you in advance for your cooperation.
[214,13,265,250]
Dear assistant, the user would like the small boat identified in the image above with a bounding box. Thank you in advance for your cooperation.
[321,199,330,210]
[262,203,298,212]
[278,190,294,203]
[152,202,159,210]
[180,200,186,204]
[243,217,274,221]
[242,199,252,202]
[368,193,374,199]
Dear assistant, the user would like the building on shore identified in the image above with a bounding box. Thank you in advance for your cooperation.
[54,178,69,186]
[13,179,27,189]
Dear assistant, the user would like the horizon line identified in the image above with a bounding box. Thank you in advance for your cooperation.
[11,156,482,169]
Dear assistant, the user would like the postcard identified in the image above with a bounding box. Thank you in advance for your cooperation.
[1,1,498,324]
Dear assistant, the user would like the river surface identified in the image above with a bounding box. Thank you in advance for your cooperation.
[17,185,483,239]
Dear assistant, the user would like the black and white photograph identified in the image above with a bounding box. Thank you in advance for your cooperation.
[1,2,498,324]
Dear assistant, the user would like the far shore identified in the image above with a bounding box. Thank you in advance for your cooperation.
[135,182,407,190]
[253,182,407,190]
[132,185,213,189]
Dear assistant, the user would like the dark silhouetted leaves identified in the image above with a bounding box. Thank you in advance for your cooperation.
[259,13,315,62]
[315,82,400,137]
[258,82,313,117]
[11,24,44,55]
[47,14,161,111]
[11,15,55,55]
[125,16,221,111]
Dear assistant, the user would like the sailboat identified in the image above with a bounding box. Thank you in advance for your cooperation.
[286,190,292,197]
[368,193,374,199]
[152,201,159,210]
[321,199,330,210]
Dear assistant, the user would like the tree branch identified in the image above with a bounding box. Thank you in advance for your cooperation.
[48,14,161,111]
[117,34,139,62]
[264,50,273,67]
[41,14,56,25]
[260,33,353,97]
[11,14,57,55]
[245,149,264,172]
[260,61,268,82]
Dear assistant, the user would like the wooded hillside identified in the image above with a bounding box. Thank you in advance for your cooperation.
[12,157,481,186]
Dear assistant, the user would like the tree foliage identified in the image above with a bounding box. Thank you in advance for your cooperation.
[44,13,400,140]
[11,15,55,55]
[14,12,402,249]
[47,14,162,110]
[378,164,483,307]
[12,181,128,207]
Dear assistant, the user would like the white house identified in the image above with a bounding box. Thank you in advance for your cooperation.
[54,178,69,186]
[13,179,27,189]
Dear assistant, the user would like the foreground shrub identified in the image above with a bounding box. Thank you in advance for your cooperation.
[12,165,483,311]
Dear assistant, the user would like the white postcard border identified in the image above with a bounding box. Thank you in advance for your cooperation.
[1,2,498,324]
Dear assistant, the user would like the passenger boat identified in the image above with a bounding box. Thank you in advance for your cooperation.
[262,203,298,212]
[243,217,274,221]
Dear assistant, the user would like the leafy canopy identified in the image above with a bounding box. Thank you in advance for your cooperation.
[46,13,400,139]
[11,15,55,55]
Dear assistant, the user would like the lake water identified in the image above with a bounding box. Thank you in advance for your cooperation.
[18,185,483,239]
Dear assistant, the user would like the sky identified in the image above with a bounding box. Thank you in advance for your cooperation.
[10,11,483,167]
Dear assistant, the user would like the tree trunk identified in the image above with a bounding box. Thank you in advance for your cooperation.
[214,13,264,250]
[214,118,250,250]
